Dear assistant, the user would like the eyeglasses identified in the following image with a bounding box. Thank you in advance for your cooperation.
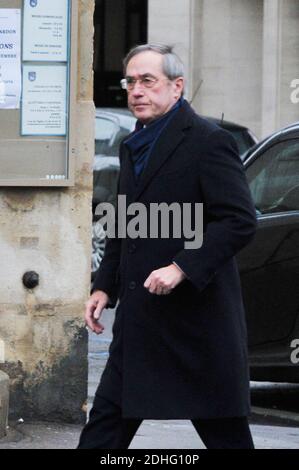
[120,76,168,91]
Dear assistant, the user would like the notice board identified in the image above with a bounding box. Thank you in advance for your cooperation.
[0,0,78,186]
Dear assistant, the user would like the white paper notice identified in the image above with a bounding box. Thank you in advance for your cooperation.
[0,9,21,109]
[23,0,69,62]
[22,64,67,136]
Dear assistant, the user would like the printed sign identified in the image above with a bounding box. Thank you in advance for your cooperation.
[23,0,69,62]
[0,8,21,108]
[21,64,67,136]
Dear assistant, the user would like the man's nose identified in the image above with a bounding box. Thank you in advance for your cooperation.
[131,82,145,97]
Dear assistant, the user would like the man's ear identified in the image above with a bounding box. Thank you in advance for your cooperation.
[174,77,184,97]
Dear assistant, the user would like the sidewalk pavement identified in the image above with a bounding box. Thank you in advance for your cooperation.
[1,418,299,449]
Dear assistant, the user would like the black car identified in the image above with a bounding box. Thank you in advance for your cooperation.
[237,122,299,382]
[204,115,257,155]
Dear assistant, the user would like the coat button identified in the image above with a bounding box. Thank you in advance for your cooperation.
[129,281,136,290]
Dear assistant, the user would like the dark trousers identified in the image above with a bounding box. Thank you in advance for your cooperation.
[78,395,255,450]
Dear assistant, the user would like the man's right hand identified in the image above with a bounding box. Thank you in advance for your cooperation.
[85,290,109,334]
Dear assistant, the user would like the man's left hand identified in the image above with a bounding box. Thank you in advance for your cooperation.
[144,264,186,295]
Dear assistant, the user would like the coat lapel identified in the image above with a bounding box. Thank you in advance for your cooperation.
[133,101,194,201]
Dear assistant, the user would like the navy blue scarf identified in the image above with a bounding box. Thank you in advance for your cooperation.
[124,98,183,181]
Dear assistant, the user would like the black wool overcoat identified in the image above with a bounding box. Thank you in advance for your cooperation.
[92,100,257,419]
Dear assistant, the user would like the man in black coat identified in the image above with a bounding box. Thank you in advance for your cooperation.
[78,44,257,449]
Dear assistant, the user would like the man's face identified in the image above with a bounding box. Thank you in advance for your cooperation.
[125,51,184,125]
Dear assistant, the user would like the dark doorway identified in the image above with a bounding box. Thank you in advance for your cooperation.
[94,0,148,108]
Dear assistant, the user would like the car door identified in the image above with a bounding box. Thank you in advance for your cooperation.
[237,132,299,350]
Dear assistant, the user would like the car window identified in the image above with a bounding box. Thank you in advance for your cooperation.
[246,139,299,214]
[226,128,254,155]
[95,116,131,156]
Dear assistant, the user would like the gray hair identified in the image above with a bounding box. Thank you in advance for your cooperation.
[123,43,185,80]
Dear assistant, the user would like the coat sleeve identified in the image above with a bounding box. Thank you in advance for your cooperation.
[173,128,257,292]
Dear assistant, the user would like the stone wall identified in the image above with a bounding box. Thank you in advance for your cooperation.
[148,0,299,139]
[0,0,95,423]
